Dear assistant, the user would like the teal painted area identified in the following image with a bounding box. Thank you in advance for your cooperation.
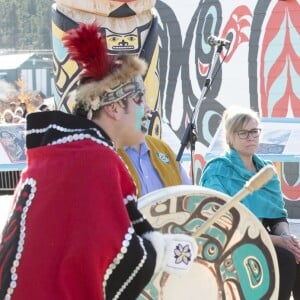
[52,35,68,62]
[183,195,205,212]
[263,16,286,84]
[233,244,270,300]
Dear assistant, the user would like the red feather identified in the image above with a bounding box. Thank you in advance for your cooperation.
[62,23,114,80]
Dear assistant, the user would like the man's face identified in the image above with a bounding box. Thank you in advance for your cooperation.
[118,92,151,146]
[129,93,151,134]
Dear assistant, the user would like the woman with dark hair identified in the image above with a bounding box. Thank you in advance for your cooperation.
[19,102,28,117]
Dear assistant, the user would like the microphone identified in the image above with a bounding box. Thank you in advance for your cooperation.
[207,35,231,47]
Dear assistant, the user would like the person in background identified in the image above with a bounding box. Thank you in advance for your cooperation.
[200,105,300,300]
[38,103,50,112]
[0,23,197,300]
[13,108,26,123]
[14,107,24,118]
[9,101,17,113]
[2,109,14,123]
[19,102,28,118]
[12,115,23,124]
[118,104,191,197]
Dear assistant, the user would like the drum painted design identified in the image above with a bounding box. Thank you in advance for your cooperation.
[137,186,279,300]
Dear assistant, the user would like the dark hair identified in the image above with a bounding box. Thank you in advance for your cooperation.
[38,104,49,111]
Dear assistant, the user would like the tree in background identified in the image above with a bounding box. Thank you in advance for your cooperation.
[0,0,53,50]
[15,79,44,112]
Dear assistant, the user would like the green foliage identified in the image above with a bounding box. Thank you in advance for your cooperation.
[0,0,54,49]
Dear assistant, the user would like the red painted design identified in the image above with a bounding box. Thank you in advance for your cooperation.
[281,179,300,201]
[198,60,210,77]
[260,2,300,117]
[274,162,300,202]
[222,6,252,62]
[193,153,206,170]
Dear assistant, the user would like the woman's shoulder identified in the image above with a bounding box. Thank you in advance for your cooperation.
[206,154,233,167]
[253,153,273,168]
[204,155,233,175]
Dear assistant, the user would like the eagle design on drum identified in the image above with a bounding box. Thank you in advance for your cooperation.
[138,187,278,300]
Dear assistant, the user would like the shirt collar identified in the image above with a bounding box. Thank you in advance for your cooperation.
[124,140,149,155]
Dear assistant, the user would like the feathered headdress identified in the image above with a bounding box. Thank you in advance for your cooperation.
[62,22,147,119]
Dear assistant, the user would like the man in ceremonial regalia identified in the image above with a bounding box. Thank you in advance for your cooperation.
[0,23,197,300]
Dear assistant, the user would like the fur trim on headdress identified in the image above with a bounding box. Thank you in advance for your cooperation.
[62,23,148,119]
[75,55,147,105]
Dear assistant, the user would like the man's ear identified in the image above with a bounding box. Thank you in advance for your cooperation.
[102,103,121,120]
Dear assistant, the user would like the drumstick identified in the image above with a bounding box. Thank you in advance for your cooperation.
[193,165,276,238]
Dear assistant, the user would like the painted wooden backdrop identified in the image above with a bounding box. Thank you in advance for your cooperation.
[51,0,300,216]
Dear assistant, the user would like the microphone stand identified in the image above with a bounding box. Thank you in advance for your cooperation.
[176,44,224,185]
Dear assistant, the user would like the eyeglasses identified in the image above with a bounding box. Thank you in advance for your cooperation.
[235,128,262,139]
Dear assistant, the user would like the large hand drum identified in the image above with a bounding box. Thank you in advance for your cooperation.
[137,185,279,300]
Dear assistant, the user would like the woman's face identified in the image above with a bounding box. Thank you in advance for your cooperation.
[231,118,261,157]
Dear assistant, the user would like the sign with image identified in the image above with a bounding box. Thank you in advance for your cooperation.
[0,124,26,170]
